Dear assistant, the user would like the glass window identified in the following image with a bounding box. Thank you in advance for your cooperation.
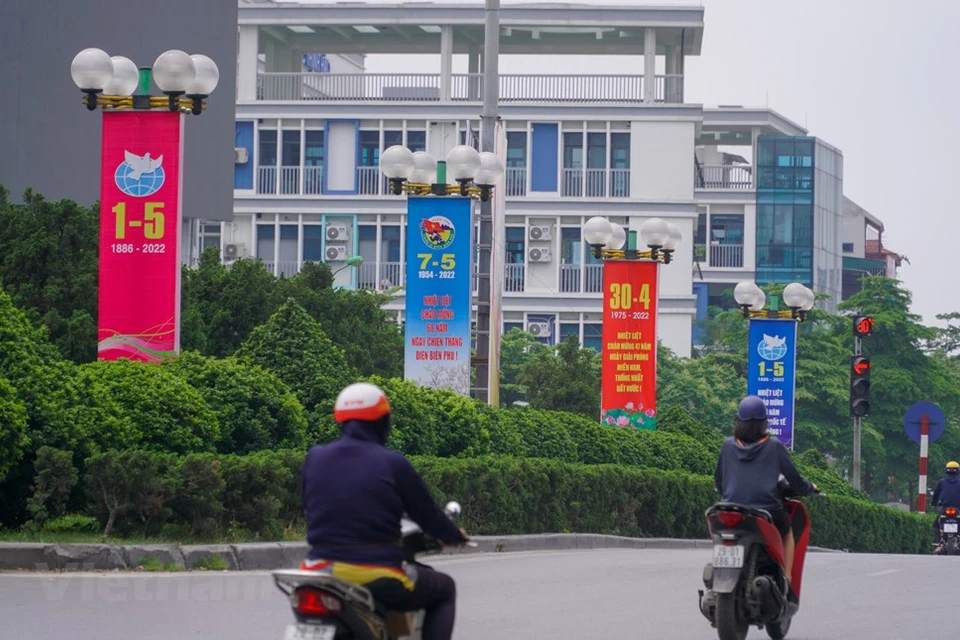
[503,322,523,334]
[561,227,581,264]
[506,227,525,263]
[506,132,527,168]
[259,130,277,166]
[384,130,403,147]
[583,323,602,352]
[406,130,426,152]
[559,323,580,343]
[563,132,583,169]
[305,131,324,166]
[279,225,298,263]
[610,133,630,169]
[359,130,380,167]
[382,225,401,263]
[587,133,606,169]
[695,213,707,246]
[256,224,275,261]
[711,215,744,245]
[842,242,854,253]
[303,225,323,262]
[281,131,300,166]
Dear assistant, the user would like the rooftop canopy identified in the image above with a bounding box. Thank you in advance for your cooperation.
[239,0,705,55]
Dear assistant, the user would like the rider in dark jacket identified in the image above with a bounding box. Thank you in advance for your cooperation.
[300,382,467,640]
[715,396,817,595]
[932,461,960,551]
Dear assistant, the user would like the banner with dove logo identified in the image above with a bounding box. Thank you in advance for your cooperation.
[98,110,184,362]
[747,318,799,449]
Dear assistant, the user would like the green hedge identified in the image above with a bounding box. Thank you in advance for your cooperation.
[72,449,929,553]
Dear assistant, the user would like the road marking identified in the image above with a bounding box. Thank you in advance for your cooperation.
[864,569,900,577]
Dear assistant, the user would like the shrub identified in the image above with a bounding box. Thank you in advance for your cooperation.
[26,447,78,526]
[85,450,178,537]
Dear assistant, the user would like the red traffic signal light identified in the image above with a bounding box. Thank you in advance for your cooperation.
[850,355,871,417]
[853,316,874,337]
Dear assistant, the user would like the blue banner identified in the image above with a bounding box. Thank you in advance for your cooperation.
[404,197,473,395]
[746,318,798,449]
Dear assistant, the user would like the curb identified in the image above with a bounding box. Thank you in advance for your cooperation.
[0,535,844,572]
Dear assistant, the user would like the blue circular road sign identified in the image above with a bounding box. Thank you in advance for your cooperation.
[903,401,946,444]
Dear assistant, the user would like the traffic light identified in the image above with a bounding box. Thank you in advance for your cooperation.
[853,315,874,337]
[850,355,871,417]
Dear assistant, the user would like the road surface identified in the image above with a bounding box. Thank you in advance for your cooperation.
[0,548,950,639]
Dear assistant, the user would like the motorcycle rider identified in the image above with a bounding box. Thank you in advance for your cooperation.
[714,396,817,601]
[299,382,468,640]
[931,461,960,553]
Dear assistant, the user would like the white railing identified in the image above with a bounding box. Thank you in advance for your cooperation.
[358,262,403,290]
[504,167,527,197]
[559,263,604,293]
[257,165,324,195]
[694,244,745,269]
[562,168,622,198]
[696,165,753,190]
[504,264,525,293]
[357,166,385,196]
[256,73,683,104]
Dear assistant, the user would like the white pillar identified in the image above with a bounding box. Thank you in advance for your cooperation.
[237,26,260,101]
[441,26,454,101]
[468,45,480,101]
[643,27,657,103]
[665,44,681,103]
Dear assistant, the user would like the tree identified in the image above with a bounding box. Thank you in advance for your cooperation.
[235,299,356,413]
[498,328,549,407]
[0,187,99,362]
[164,351,308,454]
[518,335,601,417]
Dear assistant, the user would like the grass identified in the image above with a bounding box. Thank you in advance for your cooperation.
[193,555,230,571]
[135,556,183,572]
[0,523,308,545]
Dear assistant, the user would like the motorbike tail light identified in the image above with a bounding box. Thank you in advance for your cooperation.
[947,508,958,516]
[716,512,744,528]
[294,587,343,617]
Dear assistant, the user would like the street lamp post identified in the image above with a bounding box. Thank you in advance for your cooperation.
[71,47,218,363]
[734,280,814,450]
[584,216,680,430]
[332,255,364,277]
[382,144,504,398]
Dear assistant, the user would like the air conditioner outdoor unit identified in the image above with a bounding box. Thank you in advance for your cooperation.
[528,226,552,241]
[223,243,246,260]
[527,321,551,338]
[234,147,249,164]
[528,247,552,262]
[326,225,349,241]
[325,246,347,261]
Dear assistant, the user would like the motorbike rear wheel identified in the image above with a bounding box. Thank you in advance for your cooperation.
[765,617,791,639]
[715,592,748,640]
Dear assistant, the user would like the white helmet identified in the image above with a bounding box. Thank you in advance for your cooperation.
[334,382,391,424]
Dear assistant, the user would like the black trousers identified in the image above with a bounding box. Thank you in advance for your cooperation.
[370,563,457,640]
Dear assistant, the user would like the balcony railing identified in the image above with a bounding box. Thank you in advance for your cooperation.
[358,261,403,290]
[504,167,527,197]
[694,243,745,269]
[504,263,525,293]
[257,165,324,195]
[695,165,753,190]
[559,263,604,293]
[357,166,387,196]
[561,168,631,198]
[256,73,683,104]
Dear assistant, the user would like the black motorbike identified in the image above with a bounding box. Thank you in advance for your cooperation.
[272,501,471,640]
[935,506,960,555]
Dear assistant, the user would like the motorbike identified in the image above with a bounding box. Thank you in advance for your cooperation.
[935,506,960,555]
[698,478,820,640]
[272,501,473,640]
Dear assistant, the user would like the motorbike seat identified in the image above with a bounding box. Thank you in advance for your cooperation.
[712,502,774,524]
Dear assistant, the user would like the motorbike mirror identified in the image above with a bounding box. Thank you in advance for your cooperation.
[444,501,462,519]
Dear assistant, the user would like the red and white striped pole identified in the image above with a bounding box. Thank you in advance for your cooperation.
[918,413,930,514]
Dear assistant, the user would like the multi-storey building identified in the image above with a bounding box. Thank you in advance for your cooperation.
[217,0,875,357]
[840,197,904,300]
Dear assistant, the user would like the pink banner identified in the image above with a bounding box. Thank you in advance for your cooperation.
[98,111,184,361]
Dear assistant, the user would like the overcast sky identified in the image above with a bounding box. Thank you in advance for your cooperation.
[354,0,959,324]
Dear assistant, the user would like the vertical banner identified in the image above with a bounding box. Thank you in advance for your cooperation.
[404,197,473,395]
[487,121,508,408]
[98,111,184,362]
[746,319,799,449]
[601,260,659,429]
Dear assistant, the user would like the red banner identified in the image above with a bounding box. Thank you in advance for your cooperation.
[98,111,184,361]
[601,260,659,429]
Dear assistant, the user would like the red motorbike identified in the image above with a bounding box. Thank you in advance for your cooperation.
[698,479,819,640]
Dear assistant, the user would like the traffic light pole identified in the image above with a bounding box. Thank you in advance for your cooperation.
[852,334,862,491]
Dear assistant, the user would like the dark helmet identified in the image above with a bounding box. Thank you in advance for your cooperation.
[737,395,768,421]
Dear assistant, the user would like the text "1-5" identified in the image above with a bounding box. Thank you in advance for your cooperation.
[112,202,165,240]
